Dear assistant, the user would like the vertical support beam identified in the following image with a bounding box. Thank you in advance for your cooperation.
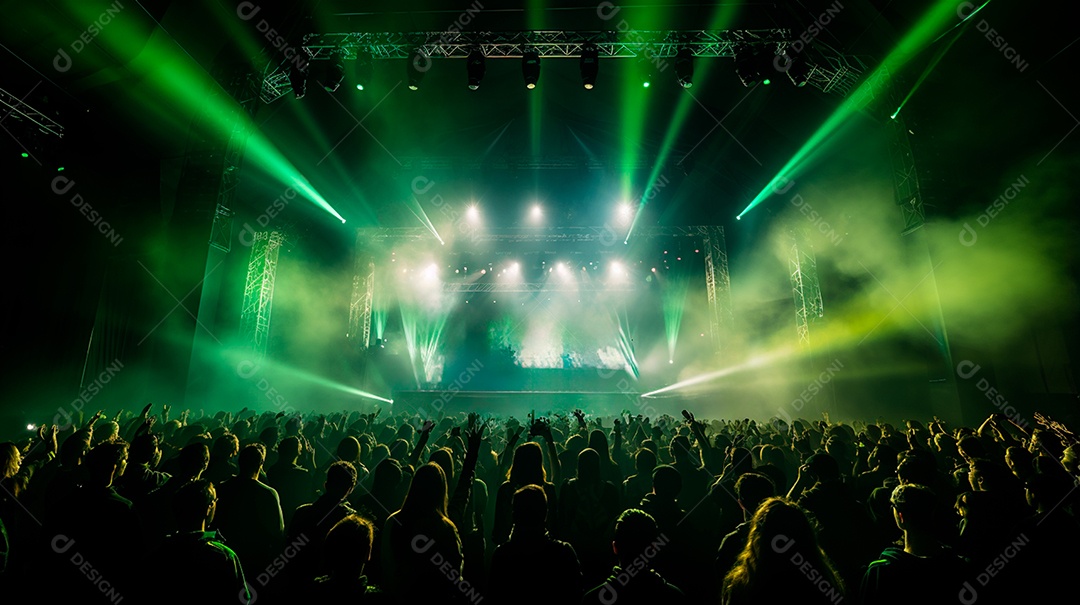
[789,228,824,348]
[349,255,375,348]
[209,204,235,252]
[889,113,927,235]
[240,231,284,359]
[702,225,734,354]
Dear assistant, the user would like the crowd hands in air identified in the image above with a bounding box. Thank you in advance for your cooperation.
[1,403,1078,604]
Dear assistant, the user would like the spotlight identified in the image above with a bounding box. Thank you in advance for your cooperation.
[530,204,542,221]
[580,44,599,90]
[522,49,541,89]
[467,49,486,90]
[734,46,763,87]
[783,53,813,87]
[289,64,308,99]
[466,204,480,222]
[637,53,655,88]
[617,202,633,224]
[407,49,430,90]
[423,264,438,281]
[354,54,373,91]
[321,51,345,92]
[675,47,694,88]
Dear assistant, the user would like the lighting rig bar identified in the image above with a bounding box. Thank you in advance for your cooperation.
[259,30,865,102]
[355,226,721,243]
[0,86,64,138]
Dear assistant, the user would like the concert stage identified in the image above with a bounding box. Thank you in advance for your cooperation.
[391,389,659,419]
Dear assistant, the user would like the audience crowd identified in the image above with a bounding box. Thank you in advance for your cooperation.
[1,403,1077,604]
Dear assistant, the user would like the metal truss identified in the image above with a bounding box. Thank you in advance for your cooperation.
[240,231,285,359]
[351,225,731,347]
[0,87,64,138]
[261,30,865,103]
[889,112,927,235]
[789,229,824,348]
[354,225,721,244]
[212,71,262,250]
[445,281,637,293]
[701,226,734,354]
[398,154,658,171]
[209,204,235,252]
[348,258,376,347]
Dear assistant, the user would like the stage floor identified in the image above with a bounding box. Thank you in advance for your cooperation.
[391,389,657,419]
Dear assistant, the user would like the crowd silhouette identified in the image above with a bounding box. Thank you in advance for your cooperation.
[0,404,1076,603]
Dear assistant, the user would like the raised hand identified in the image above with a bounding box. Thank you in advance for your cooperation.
[422,419,435,434]
[507,425,525,444]
[465,420,486,451]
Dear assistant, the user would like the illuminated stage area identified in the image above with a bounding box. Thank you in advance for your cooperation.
[348,226,727,392]
[3,1,1076,432]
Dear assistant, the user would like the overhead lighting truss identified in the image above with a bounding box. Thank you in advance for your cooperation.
[259,30,865,102]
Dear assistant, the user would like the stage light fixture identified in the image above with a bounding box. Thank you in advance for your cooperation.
[637,53,656,88]
[734,46,762,87]
[467,49,486,90]
[407,49,429,90]
[289,64,308,99]
[522,49,541,89]
[466,204,480,222]
[354,54,373,91]
[530,204,542,221]
[784,54,813,87]
[580,44,599,89]
[321,51,345,92]
[675,47,694,88]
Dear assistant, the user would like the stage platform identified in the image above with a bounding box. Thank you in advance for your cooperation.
[391,389,670,418]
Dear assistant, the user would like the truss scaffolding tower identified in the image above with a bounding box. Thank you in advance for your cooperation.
[702,226,734,354]
[349,257,376,348]
[789,229,824,348]
[240,231,285,359]
[261,30,866,103]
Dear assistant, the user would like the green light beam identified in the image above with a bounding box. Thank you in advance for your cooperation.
[738,0,967,219]
[660,269,690,363]
[62,2,345,223]
[625,4,741,242]
[893,20,967,119]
